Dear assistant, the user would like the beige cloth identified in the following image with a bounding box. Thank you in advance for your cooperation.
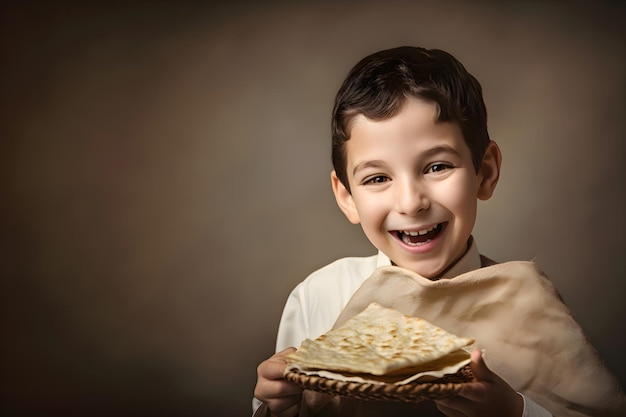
[297,262,625,417]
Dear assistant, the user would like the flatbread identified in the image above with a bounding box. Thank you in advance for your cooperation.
[286,303,473,376]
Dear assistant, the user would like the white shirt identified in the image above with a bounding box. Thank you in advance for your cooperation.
[260,240,552,416]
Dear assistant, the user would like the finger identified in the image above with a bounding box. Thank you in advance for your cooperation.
[257,360,286,380]
[454,380,489,402]
[435,394,474,409]
[274,403,300,417]
[258,349,297,380]
[269,347,298,367]
[254,380,302,406]
[271,393,302,417]
[434,399,469,417]
[263,378,303,397]
[275,347,297,358]
[468,349,495,383]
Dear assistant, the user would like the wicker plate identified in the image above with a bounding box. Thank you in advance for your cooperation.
[284,365,474,403]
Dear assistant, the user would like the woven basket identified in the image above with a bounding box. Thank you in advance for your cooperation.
[284,365,474,403]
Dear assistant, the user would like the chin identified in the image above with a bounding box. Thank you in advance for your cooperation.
[396,259,446,279]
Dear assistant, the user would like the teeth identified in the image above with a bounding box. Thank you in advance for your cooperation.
[397,224,441,247]
[401,225,438,236]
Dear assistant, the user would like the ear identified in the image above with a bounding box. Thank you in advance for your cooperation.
[331,170,361,224]
[477,141,502,200]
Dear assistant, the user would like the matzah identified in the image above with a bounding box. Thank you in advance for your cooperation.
[286,303,473,377]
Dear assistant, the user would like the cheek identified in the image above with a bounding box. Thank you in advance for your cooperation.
[353,195,386,226]
[436,177,479,221]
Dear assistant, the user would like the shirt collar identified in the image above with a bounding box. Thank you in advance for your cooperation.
[375,236,481,280]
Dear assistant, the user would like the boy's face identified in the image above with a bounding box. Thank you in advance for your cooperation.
[332,98,499,279]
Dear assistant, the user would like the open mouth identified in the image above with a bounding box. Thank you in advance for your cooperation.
[394,223,444,246]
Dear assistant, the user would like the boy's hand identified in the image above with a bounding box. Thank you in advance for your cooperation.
[254,347,303,417]
[434,349,524,417]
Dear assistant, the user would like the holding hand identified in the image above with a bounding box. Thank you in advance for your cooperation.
[254,347,303,417]
[434,349,524,417]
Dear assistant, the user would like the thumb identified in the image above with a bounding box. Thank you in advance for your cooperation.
[469,349,495,382]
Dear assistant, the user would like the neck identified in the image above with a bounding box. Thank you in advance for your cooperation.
[385,237,480,280]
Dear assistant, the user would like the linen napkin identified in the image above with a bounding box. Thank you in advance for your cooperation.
[298,261,625,417]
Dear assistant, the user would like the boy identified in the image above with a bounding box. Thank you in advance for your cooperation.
[253,47,624,417]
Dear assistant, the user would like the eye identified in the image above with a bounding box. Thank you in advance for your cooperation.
[426,163,452,174]
[363,175,390,185]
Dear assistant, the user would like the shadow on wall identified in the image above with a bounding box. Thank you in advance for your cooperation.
[1,1,625,416]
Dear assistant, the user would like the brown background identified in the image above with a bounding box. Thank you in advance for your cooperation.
[1,1,625,416]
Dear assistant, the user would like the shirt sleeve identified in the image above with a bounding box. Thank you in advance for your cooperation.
[252,290,305,416]
[522,394,553,417]
[275,282,310,351]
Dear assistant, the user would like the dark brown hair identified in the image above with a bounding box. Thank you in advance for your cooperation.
[331,46,490,191]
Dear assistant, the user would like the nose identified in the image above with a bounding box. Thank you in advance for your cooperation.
[394,179,430,215]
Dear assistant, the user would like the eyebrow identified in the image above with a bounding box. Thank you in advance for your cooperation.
[352,160,387,177]
[351,145,462,177]
[422,145,462,159]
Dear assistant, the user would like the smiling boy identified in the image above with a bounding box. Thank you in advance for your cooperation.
[253,47,625,417]
[332,97,499,280]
